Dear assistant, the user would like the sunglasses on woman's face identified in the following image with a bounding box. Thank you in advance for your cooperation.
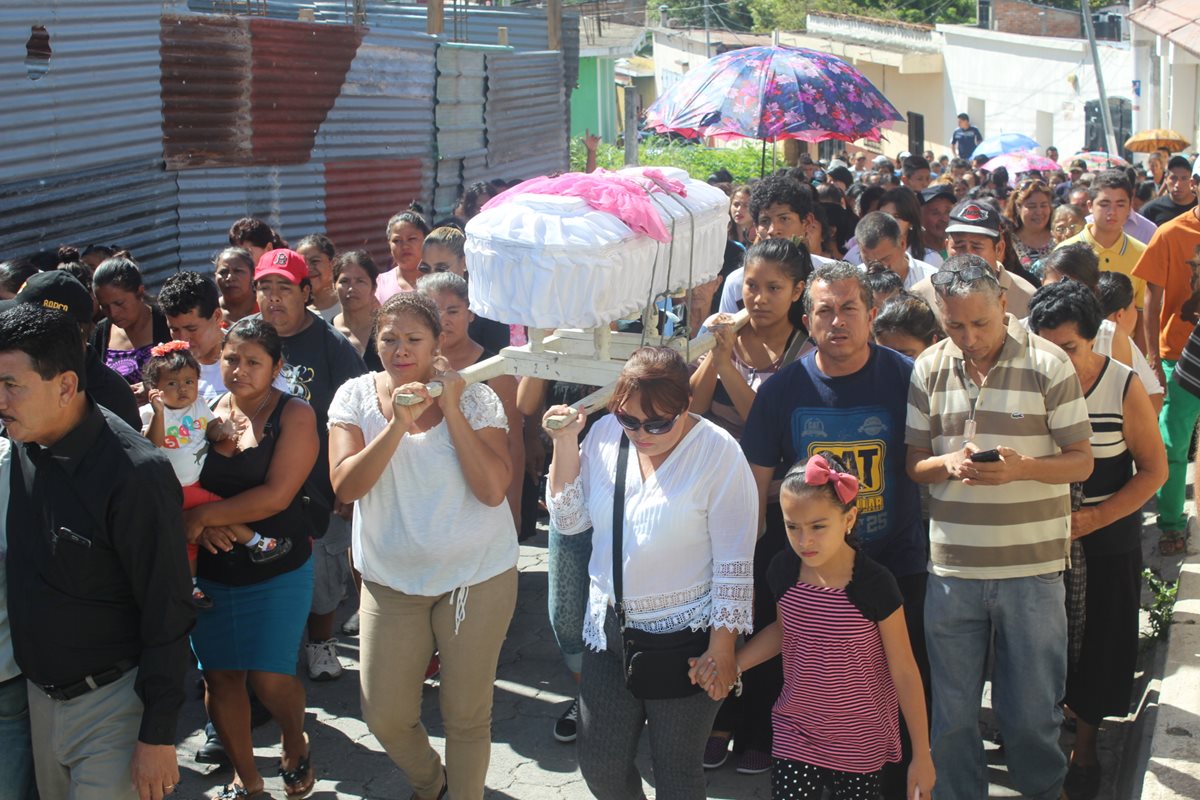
[614,411,680,436]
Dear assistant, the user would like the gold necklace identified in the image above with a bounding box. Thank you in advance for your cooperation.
[229,389,275,451]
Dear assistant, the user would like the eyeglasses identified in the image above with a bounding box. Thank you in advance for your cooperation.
[1052,222,1083,235]
[1017,179,1049,193]
[930,265,997,287]
[614,411,680,435]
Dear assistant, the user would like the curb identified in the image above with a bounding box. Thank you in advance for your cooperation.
[1137,548,1200,799]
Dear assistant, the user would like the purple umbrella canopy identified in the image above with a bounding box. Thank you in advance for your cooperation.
[644,45,903,143]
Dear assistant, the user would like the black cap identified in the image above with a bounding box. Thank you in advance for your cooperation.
[946,199,1003,239]
[920,185,957,205]
[0,270,93,324]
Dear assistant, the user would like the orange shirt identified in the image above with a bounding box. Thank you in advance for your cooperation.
[1132,209,1200,360]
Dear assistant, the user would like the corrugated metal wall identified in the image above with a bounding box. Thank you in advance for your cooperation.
[485,50,569,179]
[1,2,577,288]
[0,1,178,279]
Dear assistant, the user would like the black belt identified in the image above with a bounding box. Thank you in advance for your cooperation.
[32,659,137,702]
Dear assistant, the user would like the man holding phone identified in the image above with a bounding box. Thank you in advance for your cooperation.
[905,255,1093,800]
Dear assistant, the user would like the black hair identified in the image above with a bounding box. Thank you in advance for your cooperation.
[873,293,943,345]
[877,188,926,260]
[386,207,431,239]
[743,237,813,330]
[92,255,144,294]
[803,261,874,315]
[0,257,40,297]
[332,250,380,288]
[1042,242,1101,292]
[1089,170,1134,201]
[855,211,903,250]
[295,234,336,259]
[1135,180,1157,204]
[958,112,970,121]
[950,158,970,171]
[1028,279,1103,341]
[780,450,859,514]
[1097,271,1135,317]
[81,244,117,262]
[855,184,887,217]
[224,317,284,366]
[902,155,931,178]
[816,183,844,205]
[143,343,202,388]
[456,182,498,220]
[748,175,814,228]
[376,290,442,342]
[0,304,86,388]
[864,269,904,303]
[1167,155,1191,172]
[57,262,94,291]
[159,271,221,319]
[228,218,286,250]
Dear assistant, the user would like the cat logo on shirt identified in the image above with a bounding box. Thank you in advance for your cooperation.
[805,440,886,513]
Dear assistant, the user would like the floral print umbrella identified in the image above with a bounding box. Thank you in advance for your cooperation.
[643,45,902,144]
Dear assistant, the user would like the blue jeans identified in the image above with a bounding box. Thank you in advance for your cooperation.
[547,526,592,675]
[925,573,1067,800]
[0,678,38,800]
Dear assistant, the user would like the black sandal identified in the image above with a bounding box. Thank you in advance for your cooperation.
[279,738,314,798]
[216,784,263,799]
[249,536,293,565]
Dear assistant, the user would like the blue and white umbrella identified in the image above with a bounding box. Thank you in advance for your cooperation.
[970,133,1041,161]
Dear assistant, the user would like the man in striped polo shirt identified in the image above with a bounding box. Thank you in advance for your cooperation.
[905,254,1094,800]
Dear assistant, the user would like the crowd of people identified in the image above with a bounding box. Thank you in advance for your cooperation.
[0,135,1196,800]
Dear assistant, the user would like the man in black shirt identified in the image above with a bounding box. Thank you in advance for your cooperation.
[0,270,140,429]
[1,305,193,799]
[1140,155,1198,225]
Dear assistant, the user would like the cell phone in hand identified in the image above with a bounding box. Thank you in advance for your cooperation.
[971,448,1001,463]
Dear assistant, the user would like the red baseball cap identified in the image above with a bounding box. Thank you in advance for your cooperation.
[254,249,308,285]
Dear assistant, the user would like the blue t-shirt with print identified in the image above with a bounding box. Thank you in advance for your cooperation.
[741,344,925,577]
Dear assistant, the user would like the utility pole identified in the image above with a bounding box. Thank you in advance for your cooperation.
[1081,0,1120,161]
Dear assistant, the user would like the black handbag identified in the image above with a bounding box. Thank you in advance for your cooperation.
[612,435,709,700]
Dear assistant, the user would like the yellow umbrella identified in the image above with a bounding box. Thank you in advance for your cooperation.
[1125,129,1190,153]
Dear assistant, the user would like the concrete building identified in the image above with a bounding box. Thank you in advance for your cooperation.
[570,19,647,143]
[1127,0,1199,150]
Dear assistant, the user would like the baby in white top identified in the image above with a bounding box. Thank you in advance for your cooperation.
[139,341,291,608]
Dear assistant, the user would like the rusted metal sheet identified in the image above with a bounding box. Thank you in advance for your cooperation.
[175,162,326,274]
[0,159,180,285]
[248,17,362,163]
[325,158,425,270]
[160,13,252,168]
[0,1,164,184]
[485,50,568,177]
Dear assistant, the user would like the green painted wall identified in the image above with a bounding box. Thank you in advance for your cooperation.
[570,56,619,143]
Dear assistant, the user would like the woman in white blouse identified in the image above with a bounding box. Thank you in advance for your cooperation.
[327,292,518,800]
[544,346,757,800]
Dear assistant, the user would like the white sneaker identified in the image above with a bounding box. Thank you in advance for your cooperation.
[306,639,344,681]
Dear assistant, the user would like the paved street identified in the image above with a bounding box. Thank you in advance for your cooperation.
[174,516,1176,800]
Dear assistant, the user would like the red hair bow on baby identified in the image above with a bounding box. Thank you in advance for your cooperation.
[150,340,191,358]
[804,454,859,505]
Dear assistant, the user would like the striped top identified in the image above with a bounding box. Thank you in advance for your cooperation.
[1079,357,1140,556]
[767,549,903,773]
[906,314,1092,579]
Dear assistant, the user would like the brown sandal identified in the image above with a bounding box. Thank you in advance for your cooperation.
[1159,529,1188,556]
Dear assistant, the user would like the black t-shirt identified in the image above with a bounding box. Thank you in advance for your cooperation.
[469,315,510,355]
[1141,195,1198,226]
[767,547,903,622]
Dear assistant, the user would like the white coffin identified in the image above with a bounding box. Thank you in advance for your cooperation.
[465,167,730,330]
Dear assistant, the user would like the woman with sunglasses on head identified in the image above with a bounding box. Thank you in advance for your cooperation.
[543,347,757,800]
[1005,179,1055,270]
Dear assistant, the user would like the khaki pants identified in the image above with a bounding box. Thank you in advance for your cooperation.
[360,567,517,800]
[27,669,141,800]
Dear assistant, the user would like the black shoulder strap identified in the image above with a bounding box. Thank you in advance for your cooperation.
[612,434,630,631]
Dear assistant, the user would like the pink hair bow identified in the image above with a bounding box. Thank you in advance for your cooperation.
[804,455,859,505]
